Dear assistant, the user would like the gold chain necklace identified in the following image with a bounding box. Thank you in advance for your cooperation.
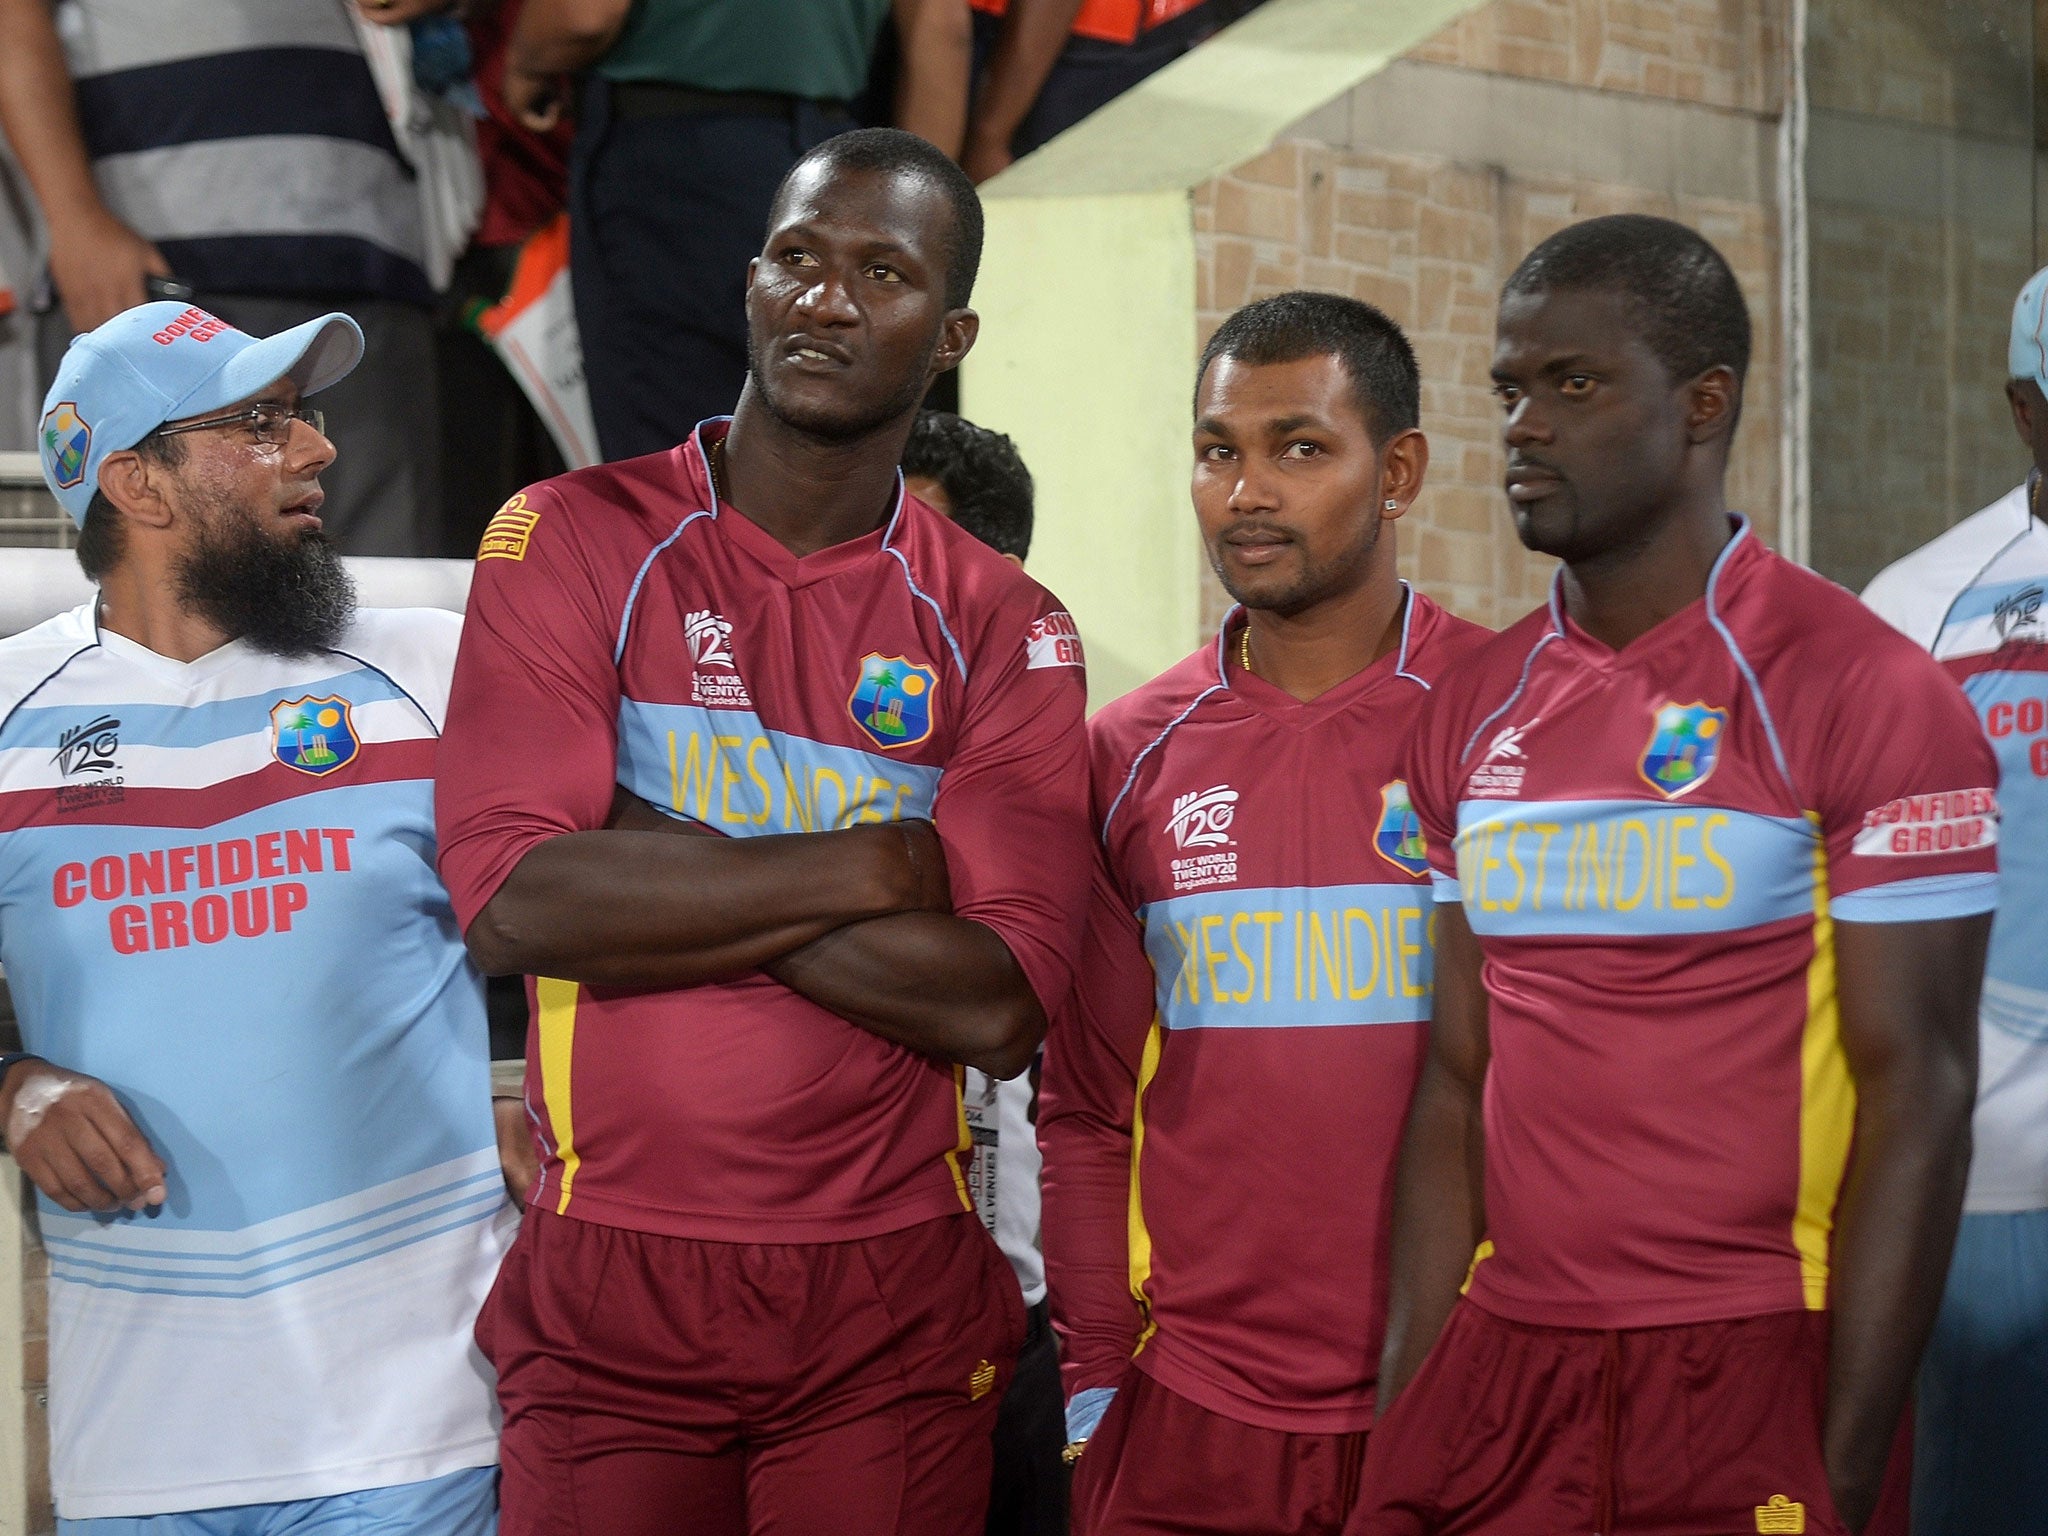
[1238,622,1252,676]
[709,438,729,506]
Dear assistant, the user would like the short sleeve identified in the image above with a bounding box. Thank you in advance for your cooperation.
[930,593,1094,1020]
[1811,646,2000,924]
[435,488,630,932]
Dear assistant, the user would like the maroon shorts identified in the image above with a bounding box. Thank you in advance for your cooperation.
[1344,1301,1909,1536]
[479,1206,1027,1536]
[1071,1365,1372,1536]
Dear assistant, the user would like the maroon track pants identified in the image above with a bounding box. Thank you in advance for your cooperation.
[1345,1301,1909,1536]
[479,1206,1026,1536]
[1071,1366,1372,1536]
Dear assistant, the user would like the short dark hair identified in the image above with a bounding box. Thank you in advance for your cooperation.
[903,410,1034,560]
[1196,291,1421,445]
[76,428,184,581]
[779,128,985,310]
[1502,214,1751,385]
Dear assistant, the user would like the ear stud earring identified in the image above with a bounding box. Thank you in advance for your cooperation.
[1384,499,1399,510]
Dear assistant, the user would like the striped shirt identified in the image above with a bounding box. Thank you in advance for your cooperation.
[57,0,432,305]
[0,604,511,1518]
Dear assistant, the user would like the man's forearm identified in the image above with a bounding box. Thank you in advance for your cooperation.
[1376,1060,1486,1408]
[767,911,1046,1078]
[0,0,109,234]
[466,822,927,986]
[506,0,630,78]
[1823,1060,1972,1530]
[966,0,1086,154]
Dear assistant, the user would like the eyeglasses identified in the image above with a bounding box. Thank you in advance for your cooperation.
[156,402,326,448]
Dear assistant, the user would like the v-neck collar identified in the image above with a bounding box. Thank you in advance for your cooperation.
[92,605,264,689]
[682,418,910,590]
[1216,583,1429,728]
[1545,515,1759,673]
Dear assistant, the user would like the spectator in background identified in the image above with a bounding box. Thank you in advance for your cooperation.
[903,409,1062,1536]
[504,0,892,462]
[0,0,445,554]
[963,0,1261,181]
[355,0,575,563]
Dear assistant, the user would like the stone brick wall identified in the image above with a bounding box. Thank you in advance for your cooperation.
[1192,0,1787,634]
[1411,0,1785,114]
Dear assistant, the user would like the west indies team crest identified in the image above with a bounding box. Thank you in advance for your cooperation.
[269,696,359,776]
[849,654,936,750]
[41,401,90,490]
[1375,780,1429,876]
[1638,701,1727,798]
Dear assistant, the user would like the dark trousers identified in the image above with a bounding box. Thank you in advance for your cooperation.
[988,1301,1069,1536]
[569,80,854,462]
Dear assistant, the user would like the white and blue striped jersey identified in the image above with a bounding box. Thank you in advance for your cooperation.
[0,603,512,1519]
[1866,481,2048,1213]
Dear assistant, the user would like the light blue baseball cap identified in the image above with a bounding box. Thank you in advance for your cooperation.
[37,302,363,527]
[2012,265,2048,393]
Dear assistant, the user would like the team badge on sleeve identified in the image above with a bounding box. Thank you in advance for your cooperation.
[849,654,936,749]
[1374,780,1429,875]
[41,401,91,489]
[270,696,360,776]
[478,493,540,561]
[1638,702,1727,798]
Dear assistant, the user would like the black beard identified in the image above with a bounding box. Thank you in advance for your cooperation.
[174,514,356,657]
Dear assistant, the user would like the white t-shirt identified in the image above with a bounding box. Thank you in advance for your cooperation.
[0,604,514,1517]
[1865,482,2048,1212]
[962,1067,1045,1307]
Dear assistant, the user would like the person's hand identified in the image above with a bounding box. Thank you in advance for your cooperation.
[504,62,565,133]
[962,127,1014,185]
[2,1058,166,1213]
[46,209,170,331]
[493,1096,540,1204]
[353,0,454,22]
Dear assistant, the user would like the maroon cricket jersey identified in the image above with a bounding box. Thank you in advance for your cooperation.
[1409,521,1999,1330]
[1041,591,1490,1432]
[436,420,1093,1243]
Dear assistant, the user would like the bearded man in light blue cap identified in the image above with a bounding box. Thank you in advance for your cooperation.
[1863,267,2048,1533]
[0,304,516,1535]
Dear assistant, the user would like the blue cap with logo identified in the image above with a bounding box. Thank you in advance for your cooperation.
[2012,265,2048,393]
[37,302,364,527]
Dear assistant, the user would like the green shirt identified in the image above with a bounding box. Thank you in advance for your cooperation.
[599,0,891,100]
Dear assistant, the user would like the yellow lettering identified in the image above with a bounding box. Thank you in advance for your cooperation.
[1477,825,1506,913]
[1226,913,1257,1003]
[1344,908,1381,999]
[1201,915,1232,1003]
[892,782,915,821]
[1667,814,1699,909]
[1308,910,1344,1000]
[716,734,747,824]
[1651,815,1668,909]
[1585,821,1617,909]
[676,732,718,819]
[782,762,815,831]
[1294,911,1305,1000]
[1251,912,1283,1002]
[1528,823,1561,911]
[813,766,848,828]
[1701,814,1736,909]
[1614,820,1653,911]
[745,738,773,825]
[1170,920,1202,1005]
[1398,906,1427,997]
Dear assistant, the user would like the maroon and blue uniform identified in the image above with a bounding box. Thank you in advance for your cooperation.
[1350,521,1998,1536]
[435,420,1094,1536]
[1042,591,1487,1535]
